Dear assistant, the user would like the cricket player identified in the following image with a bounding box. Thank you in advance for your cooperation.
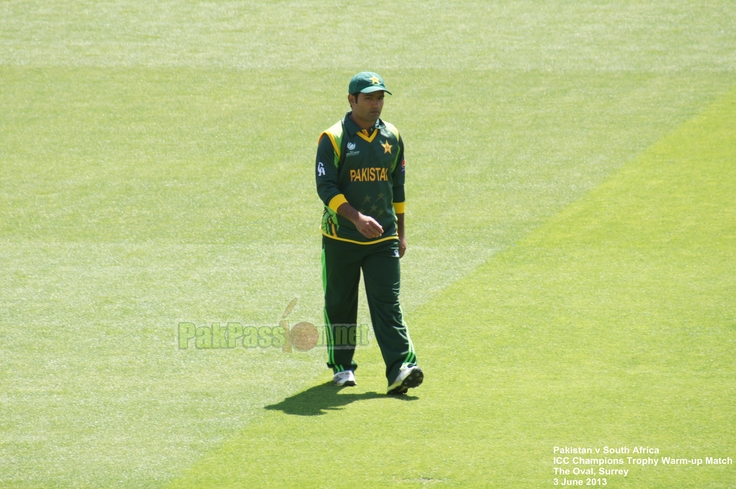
[315,72,422,395]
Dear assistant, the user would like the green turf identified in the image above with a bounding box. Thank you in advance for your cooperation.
[165,84,736,489]
[1,1,734,488]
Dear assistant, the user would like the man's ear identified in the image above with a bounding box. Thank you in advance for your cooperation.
[348,94,356,106]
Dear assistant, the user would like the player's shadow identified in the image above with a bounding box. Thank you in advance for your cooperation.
[264,381,417,416]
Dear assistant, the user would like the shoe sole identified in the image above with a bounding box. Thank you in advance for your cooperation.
[387,367,423,395]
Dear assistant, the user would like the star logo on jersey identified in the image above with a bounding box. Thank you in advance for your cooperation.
[381,140,392,154]
[370,75,380,85]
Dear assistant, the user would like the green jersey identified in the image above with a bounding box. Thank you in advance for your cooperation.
[316,113,406,245]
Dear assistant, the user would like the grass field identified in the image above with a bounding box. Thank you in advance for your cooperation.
[1,1,735,488]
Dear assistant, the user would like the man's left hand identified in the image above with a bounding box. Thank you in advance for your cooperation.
[399,237,407,258]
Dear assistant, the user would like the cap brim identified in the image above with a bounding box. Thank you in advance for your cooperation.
[360,86,392,95]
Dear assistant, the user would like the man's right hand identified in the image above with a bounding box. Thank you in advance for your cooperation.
[354,214,384,239]
[337,203,384,239]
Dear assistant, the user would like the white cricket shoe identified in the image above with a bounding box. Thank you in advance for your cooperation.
[387,366,423,395]
[333,371,356,387]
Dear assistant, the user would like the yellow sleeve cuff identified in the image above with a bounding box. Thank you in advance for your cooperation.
[328,194,348,213]
[393,202,405,214]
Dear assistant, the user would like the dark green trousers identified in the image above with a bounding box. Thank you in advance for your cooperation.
[322,236,417,384]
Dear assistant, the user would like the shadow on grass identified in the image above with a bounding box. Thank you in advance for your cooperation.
[265,381,418,416]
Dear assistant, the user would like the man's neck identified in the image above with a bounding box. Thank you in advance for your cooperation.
[349,112,377,131]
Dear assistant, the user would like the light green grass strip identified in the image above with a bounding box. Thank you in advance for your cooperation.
[166,88,735,488]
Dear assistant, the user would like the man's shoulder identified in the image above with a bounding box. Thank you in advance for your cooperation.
[327,118,346,133]
[318,118,347,159]
[320,119,344,139]
[381,120,400,141]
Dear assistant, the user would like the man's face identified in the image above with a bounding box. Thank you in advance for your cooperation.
[349,91,385,127]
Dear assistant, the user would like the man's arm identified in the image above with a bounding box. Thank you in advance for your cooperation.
[392,136,407,258]
[316,135,343,207]
[396,211,406,258]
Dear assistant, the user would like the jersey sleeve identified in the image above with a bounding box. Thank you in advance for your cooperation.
[316,133,347,212]
[391,135,406,212]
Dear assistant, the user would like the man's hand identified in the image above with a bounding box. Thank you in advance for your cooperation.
[354,214,384,239]
[397,212,406,258]
[337,203,384,239]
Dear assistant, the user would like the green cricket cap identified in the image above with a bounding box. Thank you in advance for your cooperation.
[348,71,392,95]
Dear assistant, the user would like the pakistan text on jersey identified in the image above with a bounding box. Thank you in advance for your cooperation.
[350,167,389,182]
